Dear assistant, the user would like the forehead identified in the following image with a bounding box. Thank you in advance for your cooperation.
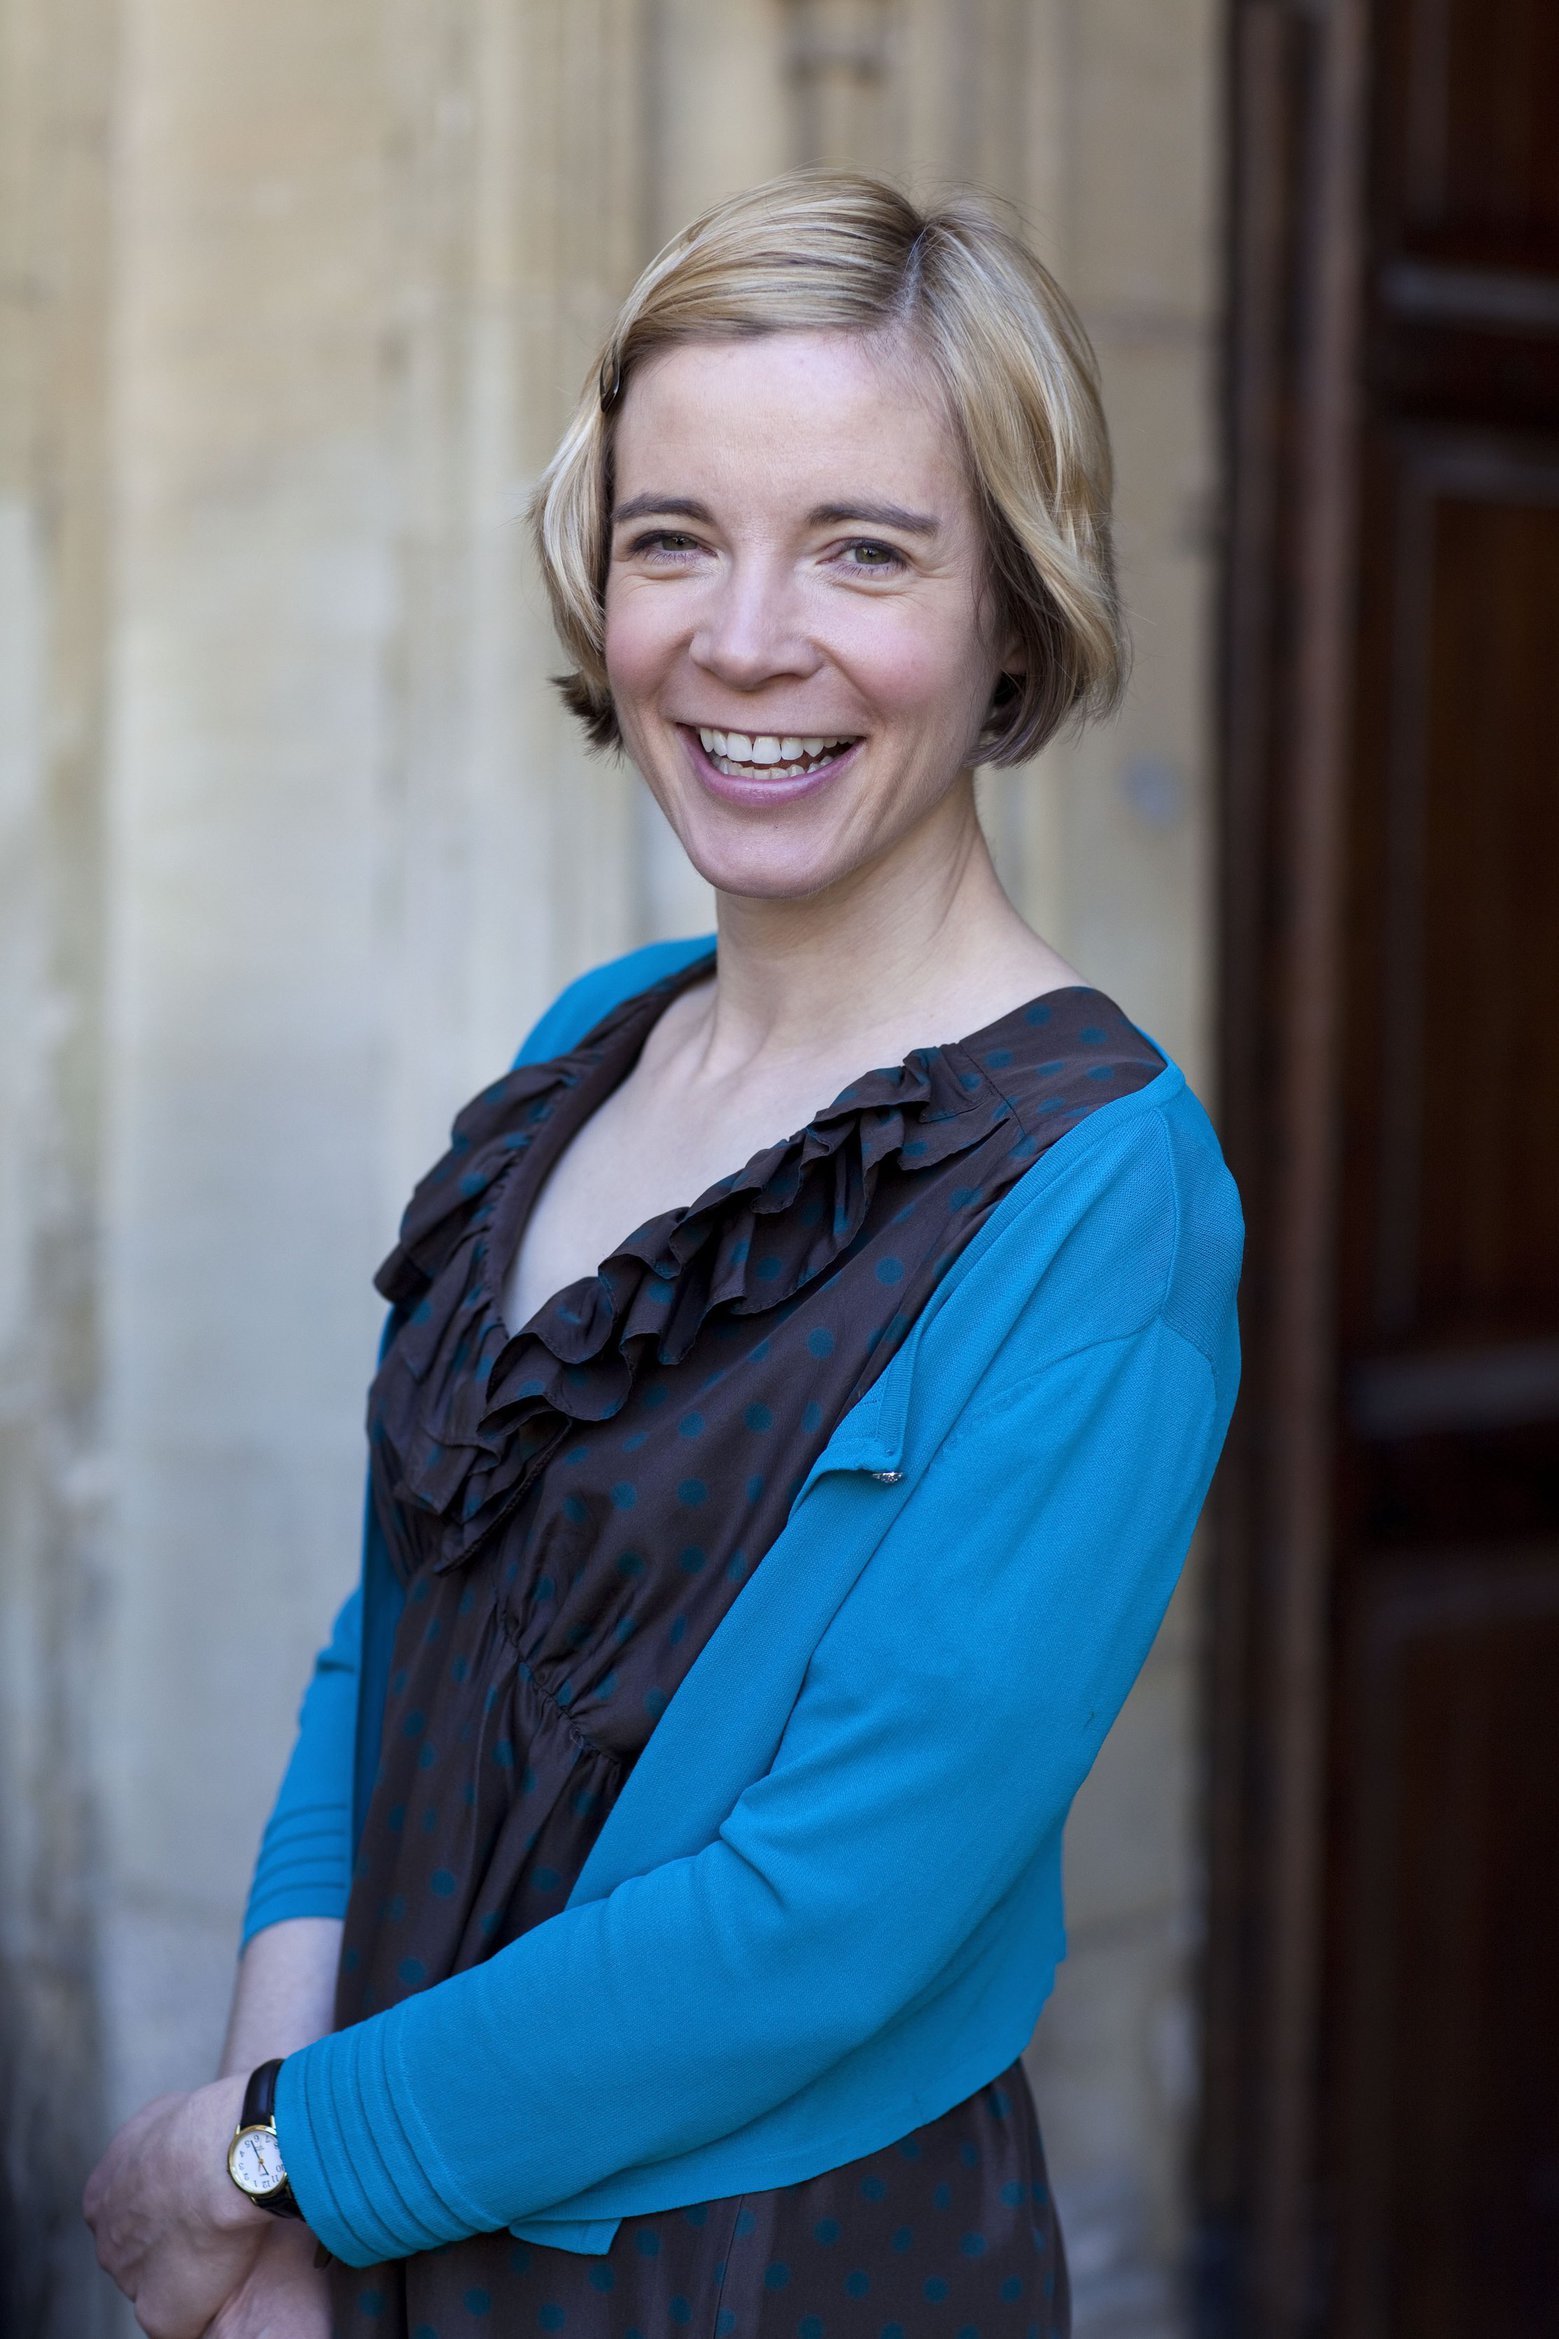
[612,329,971,513]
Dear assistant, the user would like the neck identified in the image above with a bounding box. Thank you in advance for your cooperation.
[695,773,1062,1072]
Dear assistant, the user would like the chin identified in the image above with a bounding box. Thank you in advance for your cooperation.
[676,831,861,904]
[631,735,963,905]
[640,771,871,903]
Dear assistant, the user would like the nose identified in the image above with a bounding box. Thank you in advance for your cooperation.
[689,553,823,692]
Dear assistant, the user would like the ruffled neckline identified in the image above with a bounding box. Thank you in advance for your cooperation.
[371,952,1094,1567]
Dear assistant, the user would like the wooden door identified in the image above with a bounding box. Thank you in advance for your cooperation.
[1203,3,1559,2335]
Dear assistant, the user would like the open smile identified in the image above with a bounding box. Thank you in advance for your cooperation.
[678,723,862,807]
[694,726,859,781]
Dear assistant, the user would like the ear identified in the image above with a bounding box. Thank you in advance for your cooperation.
[986,609,1026,684]
[982,591,1025,720]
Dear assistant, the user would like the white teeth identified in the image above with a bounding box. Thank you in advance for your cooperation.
[696,727,855,772]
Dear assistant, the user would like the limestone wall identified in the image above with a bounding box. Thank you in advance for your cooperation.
[0,0,118,2325]
[0,5,1222,2332]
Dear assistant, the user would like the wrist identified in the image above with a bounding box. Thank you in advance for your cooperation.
[225,2057,308,2225]
[193,2076,272,2235]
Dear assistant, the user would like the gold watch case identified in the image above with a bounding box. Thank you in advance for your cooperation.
[227,2119,289,2203]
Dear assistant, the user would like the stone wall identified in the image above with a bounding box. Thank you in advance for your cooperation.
[0,0,118,2325]
[0,5,1222,2332]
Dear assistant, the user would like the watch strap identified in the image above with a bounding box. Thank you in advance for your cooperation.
[240,2057,284,2132]
[235,2057,304,2219]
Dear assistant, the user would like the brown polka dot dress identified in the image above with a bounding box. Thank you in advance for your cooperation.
[331,950,1162,2339]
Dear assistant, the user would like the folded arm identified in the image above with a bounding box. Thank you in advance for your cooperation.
[277,1308,1227,2265]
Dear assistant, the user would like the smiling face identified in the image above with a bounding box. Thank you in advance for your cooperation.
[603,329,1010,902]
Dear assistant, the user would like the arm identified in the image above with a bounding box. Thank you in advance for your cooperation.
[240,1588,361,1944]
[277,1305,1233,2263]
[84,1606,356,2333]
[188,1921,344,2339]
[84,1896,346,2332]
[220,1917,344,2077]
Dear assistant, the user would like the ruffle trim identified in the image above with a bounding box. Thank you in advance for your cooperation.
[369,966,1010,1568]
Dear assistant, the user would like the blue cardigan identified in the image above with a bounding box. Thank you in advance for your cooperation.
[249,939,1243,2265]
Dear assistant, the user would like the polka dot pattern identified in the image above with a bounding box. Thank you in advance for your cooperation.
[336,2064,1068,2339]
[333,965,1157,2335]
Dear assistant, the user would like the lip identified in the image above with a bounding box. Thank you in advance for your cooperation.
[677,724,861,809]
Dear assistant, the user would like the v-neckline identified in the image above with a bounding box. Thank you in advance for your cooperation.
[480,949,1110,1348]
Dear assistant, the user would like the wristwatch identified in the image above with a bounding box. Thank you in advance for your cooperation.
[226,2058,304,2219]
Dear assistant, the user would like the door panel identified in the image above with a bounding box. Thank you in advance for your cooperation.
[1205,4,1559,2333]
[1339,1559,1559,2338]
[1346,434,1559,1349]
[1378,0,1559,264]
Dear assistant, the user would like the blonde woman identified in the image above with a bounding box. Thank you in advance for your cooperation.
[87,169,1241,2339]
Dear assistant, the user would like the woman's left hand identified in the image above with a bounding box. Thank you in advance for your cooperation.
[83,2076,271,2338]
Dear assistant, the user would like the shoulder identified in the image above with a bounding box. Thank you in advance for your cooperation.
[1148,1073,1245,1377]
[966,984,1164,1154]
[513,936,717,1068]
[937,1068,1243,1398]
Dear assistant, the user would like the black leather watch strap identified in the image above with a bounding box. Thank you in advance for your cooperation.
[237,2058,304,2218]
[240,2057,284,2132]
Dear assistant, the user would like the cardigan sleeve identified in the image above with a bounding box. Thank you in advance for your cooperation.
[240,1587,362,1942]
[271,1131,1240,2263]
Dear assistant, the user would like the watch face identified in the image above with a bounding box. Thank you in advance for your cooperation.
[229,2125,286,2197]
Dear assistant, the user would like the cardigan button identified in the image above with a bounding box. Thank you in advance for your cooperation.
[869,1468,904,1483]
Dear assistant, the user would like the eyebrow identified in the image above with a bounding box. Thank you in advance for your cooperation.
[612,493,714,527]
[610,492,941,535]
[805,500,940,536]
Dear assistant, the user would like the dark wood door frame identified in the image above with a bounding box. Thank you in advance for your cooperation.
[1202,3,1370,2324]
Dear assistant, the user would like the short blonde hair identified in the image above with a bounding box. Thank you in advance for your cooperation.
[531,168,1126,765]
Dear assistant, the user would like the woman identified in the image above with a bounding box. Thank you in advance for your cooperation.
[86,169,1241,2339]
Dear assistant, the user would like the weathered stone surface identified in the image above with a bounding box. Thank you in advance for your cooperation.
[0,0,120,2325]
